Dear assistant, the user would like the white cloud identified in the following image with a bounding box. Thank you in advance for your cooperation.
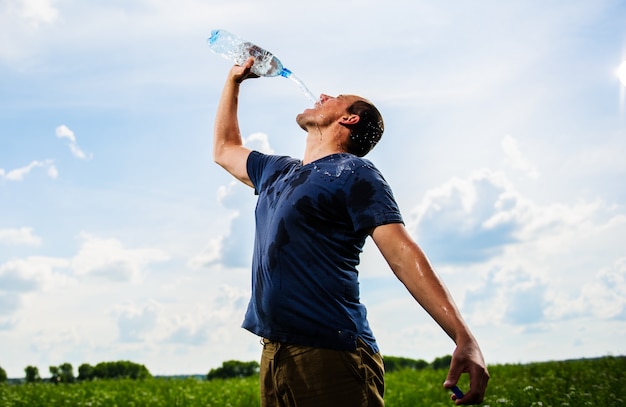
[501,135,540,178]
[29,326,82,363]
[111,284,249,348]
[187,238,223,269]
[0,0,60,62]
[408,164,623,266]
[71,232,170,282]
[0,255,72,320]
[0,160,57,181]
[0,0,59,30]
[462,253,626,331]
[244,132,274,154]
[115,300,162,343]
[47,164,59,178]
[0,227,42,246]
[450,199,625,334]
[546,257,626,321]
[188,176,253,270]
[462,266,548,328]
[19,0,59,28]
[214,180,256,268]
[409,169,527,263]
[164,312,211,346]
[55,124,76,143]
[163,284,249,346]
[0,256,70,291]
[55,125,92,160]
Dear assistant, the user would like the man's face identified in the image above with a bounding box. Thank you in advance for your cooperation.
[296,94,362,131]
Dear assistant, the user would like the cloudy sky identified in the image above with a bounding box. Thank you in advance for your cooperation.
[1,0,625,378]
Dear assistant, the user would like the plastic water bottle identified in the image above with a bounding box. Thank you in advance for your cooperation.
[207,29,292,78]
[207,29,318,103]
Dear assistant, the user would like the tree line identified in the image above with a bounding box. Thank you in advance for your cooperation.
[0,361,151,384]
[0,355,453,383]
[384,354,453,372]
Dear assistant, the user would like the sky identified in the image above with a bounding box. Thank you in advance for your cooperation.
[1,0,625,378]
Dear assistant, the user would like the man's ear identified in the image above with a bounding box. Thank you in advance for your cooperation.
[339,114,360,125]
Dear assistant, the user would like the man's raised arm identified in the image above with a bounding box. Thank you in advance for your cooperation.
[213,57,258,188]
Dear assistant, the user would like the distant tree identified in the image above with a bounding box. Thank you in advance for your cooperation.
[25,365,41,383]
[383,356,429,373]
[92,361,151,380]
[78,363,95,381]
[60,363,75,383]
[50,363,75,384]
[207,360,260,380]
[0,365,7,382]
[49,366,60,383]
[431,355,453,370]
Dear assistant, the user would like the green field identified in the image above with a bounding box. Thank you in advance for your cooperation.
[1,356,623,406]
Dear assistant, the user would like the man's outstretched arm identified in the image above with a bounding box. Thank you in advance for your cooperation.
[371,222,489,405]
[213,57,257,187]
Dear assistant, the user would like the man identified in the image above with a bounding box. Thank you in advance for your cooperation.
[213,57,489,406]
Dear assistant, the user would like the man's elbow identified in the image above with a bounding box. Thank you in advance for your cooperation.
[213,155,231,172]
[212,145,228,167]
[212,149,221,165]
[212,146,240,174]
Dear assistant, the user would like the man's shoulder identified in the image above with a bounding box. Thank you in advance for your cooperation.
[339,154,383,178]
[249,150,299,167]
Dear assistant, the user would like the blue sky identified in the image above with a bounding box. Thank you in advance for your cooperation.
[1,0,625,378]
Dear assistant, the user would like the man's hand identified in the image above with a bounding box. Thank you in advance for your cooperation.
[231,57,259,83]
[443,340,490,405]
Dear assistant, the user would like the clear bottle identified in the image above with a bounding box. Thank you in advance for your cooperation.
[207,29,292,78]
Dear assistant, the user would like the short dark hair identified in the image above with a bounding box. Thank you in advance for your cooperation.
[341,100,384,157]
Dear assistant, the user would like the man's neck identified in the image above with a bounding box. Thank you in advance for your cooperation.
[302,125,347,165]
[302,147,344,165]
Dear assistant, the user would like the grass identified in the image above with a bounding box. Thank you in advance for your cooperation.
[385,356,625,406]
[0,356,623,406]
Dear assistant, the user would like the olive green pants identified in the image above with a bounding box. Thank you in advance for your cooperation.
[260,338,385,407]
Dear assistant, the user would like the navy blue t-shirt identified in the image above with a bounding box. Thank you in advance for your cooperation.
[243,151,403,352]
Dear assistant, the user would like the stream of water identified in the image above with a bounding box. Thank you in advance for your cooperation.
[287,73,318,104]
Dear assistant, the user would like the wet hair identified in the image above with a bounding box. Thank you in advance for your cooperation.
[341,100,384,157]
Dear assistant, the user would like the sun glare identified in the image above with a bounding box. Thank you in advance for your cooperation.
[618,60,626,87]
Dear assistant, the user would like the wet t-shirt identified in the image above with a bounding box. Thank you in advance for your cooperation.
[243,151,403,352]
